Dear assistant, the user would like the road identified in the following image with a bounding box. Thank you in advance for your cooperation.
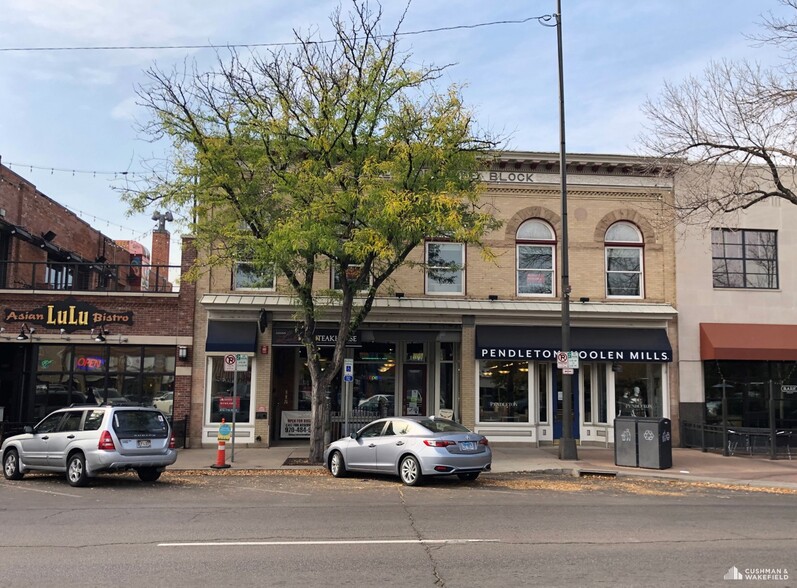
[0,470,795,587]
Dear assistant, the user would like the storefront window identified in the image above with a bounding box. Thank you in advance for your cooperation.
[537,363,549,423]
[582,364,608,424]
[32,344,177,420]
[353,343,396,414]
[704,361,797,428]
[208,356,252,424]
[614,363,663,418]
[479,360,529,423]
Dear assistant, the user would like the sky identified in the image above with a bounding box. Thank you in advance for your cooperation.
[0,0,793,263]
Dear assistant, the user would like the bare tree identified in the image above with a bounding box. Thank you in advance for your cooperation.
[639,0,797,223]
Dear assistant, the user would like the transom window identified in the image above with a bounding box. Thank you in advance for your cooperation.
[516,219,555,296]
[233,262,276,290]
[711,228,778,289]
[425,242,464,295]
[605,221,643,298]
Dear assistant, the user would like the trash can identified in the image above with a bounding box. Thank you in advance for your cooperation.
[636,417,672,469]
[614,417,638,467]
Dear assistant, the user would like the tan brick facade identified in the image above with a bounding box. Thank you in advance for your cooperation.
[192,152,679,448]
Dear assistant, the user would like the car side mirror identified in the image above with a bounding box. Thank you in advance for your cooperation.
[24,426,34,434]
[350,432,358,440]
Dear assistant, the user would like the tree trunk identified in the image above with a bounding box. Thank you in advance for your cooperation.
[308,372,330,464]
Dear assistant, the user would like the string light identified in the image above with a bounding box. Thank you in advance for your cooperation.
[0,170,155,241]
[4,161,140,178]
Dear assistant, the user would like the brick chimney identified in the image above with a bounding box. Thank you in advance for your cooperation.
[151,228,170,268]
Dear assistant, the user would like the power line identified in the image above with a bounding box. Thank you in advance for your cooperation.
[0,16,549,53]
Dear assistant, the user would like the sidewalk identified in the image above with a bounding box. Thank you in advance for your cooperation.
[171,443,797,490]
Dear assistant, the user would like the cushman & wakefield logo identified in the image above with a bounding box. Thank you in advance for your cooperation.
[4,298,134,333]
[724,566,789,581]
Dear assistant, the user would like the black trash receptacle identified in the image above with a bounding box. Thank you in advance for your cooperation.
[614,417,638,467]
[636,417,672,469]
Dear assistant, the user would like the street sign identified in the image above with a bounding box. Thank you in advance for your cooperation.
[217,422,231,441]
[567,351,579,369]
[556,351,568,369]
[343,358,354,383]
[563,368,574,375]
[235,354,249,371]
[223,354,237,372]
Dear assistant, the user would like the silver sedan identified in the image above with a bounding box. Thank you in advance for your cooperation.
[324,416,491,486]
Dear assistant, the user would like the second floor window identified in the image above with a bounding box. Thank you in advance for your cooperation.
[516,219,556,296]
[605,221,644,298]
[234,262,275,290]
[332,264,372,291]
[712,228,778,289]
[426,242,464,295]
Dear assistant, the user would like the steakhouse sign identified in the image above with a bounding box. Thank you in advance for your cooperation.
[4,297,133,333]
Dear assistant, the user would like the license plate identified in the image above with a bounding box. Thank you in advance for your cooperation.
[137,440,151,448]
[460,441,476,451]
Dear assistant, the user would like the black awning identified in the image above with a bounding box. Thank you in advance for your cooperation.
[476,326,672,362]
[206,320,257,353]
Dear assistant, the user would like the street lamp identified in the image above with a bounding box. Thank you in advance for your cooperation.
[554,0,577,460]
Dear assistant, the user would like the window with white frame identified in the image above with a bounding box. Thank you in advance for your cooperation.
[605,221,644,298]
[516,219,556,296]
[425,242,464,294]
[233,262,276,290]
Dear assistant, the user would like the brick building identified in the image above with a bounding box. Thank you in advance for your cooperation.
[0,164,195,441]
[190,152,678,448]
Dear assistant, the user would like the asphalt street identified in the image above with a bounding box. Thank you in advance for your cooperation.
[1,470,795,587]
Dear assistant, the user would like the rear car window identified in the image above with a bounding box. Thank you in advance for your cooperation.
[112,410,169,438]
[417,418,470,433]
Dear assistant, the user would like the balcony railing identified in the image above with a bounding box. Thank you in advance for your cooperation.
[0,260,180,293]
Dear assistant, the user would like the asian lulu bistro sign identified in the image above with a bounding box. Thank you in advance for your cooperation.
[4,298,134,332]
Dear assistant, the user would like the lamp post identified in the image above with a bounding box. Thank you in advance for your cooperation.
[555,0,578,460]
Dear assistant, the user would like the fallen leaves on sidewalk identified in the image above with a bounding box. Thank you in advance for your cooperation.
[160,469,797,495]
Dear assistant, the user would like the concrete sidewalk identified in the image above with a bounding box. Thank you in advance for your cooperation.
[171,443,797,490]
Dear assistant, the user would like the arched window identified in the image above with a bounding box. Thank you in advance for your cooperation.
[516,219,556,296]
[605,221,644,298]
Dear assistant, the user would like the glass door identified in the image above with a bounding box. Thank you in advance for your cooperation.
[402,365,427,416]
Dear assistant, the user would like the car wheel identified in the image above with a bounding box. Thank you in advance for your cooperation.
[457,472,480,482]
[3,449,24,481]
[137,468,162,482]
[399,455,423,486]
[66,453,89,487]
[329,451,347,478]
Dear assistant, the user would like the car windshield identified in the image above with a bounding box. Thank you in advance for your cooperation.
[416,418,470,433]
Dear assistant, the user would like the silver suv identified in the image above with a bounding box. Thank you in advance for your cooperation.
[2,405,178,487]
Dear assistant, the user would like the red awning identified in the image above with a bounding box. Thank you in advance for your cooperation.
[700,323,797,361]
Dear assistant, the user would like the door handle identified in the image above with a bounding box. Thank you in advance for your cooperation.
[41,436,49,440]
[67,435,75,439]
[368,443,376,448]
[395,441,404,446]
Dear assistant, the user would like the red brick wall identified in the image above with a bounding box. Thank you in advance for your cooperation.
[1,164,131,266]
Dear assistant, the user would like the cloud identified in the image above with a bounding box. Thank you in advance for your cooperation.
[111,95,140,121]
